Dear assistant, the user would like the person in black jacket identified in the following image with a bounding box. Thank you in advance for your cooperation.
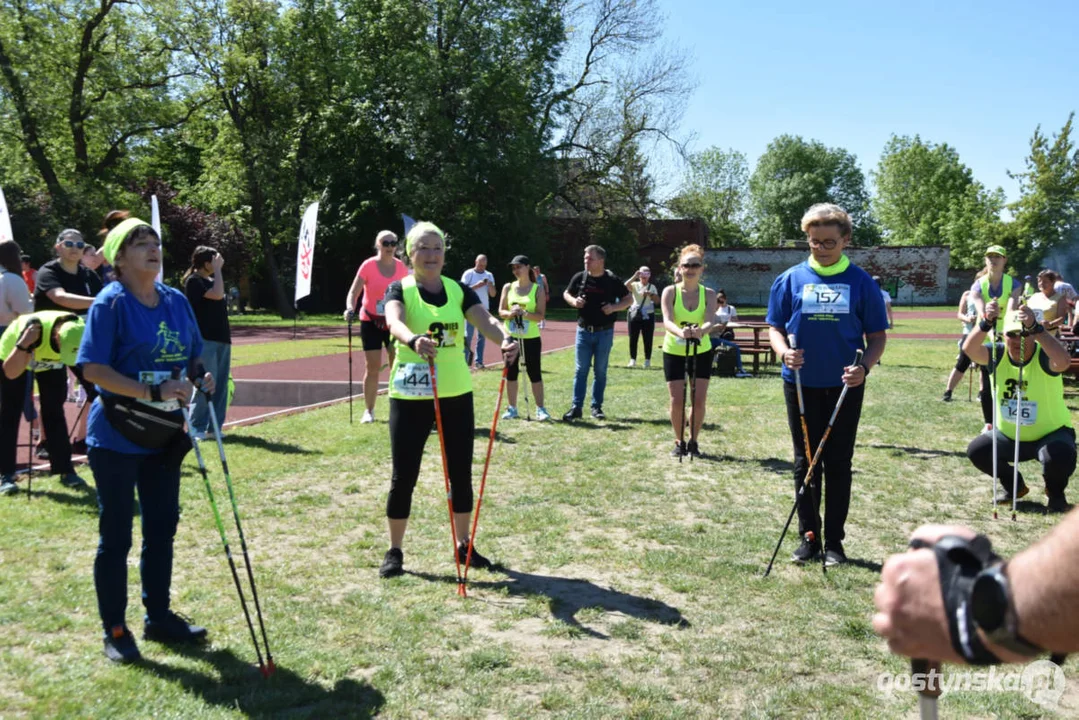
[183,246,231,439]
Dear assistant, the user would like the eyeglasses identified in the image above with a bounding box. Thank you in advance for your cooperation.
[681,262,702,269]
[806,238,839,249]
[381,240,398,247]
[62,240,86,249]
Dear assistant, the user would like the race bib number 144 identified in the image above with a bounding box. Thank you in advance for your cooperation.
[801,283,851,315]
[393,363,434,397]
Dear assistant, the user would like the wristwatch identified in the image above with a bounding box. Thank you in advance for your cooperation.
[969,563,1042,657]
[16,344,31,353]
[407,334,422,351]
[1024,322,1044,336]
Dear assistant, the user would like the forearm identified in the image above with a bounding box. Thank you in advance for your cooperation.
[474,309,511,345]
[1035,331,1071,371]
[82,363,151,400]
[861,332,887,367]
[1008,508,1079,652]
[562,290,577,305]
[345,277,363,312]
[204,275,226,300]
[768,327,789,356]
[962,327,990,364]
[48,291,94,310]
[2,351,31,379]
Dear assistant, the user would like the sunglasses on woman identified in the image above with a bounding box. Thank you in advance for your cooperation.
[681,261,702,269]
[62,240,86,249]
[381,239,398,247]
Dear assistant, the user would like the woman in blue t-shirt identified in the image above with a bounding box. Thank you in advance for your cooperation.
[766,203,888,569]
[77,210,215,664]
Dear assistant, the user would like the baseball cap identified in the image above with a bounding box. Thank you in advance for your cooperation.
[56,317,85,366]
[1001,310,1025,337]
[985,244,1007,257]
[638,266,651,275]
[509,255,530,266]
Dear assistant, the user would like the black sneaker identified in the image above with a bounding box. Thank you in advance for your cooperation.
[995,483,1030,504]
[591,406,606,420]
[824,543,847,567]
[791,534,821,564]
[71,439,88,455]
[103,625,141,663]
[670,441,686,458]
[379,548,404,578]
[143,611,208,644]
[0,474,17,496]
[941,390,953,402]
[562,406,582,422]
[686,440,700,458]
[60,472,88,489]
[458,542,492,570]
[1047,492,1070,513]
[35,443,49,460]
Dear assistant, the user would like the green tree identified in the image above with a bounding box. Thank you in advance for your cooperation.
[1008,112,1079,269]
[749,135,877,246]
[0,0,198,234]
[668,147,749,246]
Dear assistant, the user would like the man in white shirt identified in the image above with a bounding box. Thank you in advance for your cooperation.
[873,276,893,328]
[461,255,497,368]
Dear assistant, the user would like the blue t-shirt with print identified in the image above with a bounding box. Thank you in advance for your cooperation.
[77,281,204,454]
[766,259,889,388]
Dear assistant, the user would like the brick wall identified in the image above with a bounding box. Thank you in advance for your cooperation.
[702,246,951,306]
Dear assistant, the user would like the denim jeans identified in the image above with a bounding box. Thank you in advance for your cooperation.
[190,340,232,433]
[464,322,486,365]
[572,326,614,409]
[90,447,181,629]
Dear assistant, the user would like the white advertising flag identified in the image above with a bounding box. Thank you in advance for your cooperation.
[0,187,13,243]
[151,194,163,283]
[294,202,319,303]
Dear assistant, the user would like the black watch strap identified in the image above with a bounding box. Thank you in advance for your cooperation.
[150,383,163,403]
[407,334,421,351]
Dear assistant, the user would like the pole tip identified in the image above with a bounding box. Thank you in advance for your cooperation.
[804,531,815,543]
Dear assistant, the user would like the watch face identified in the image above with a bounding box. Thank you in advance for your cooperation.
[971,573,1008,632]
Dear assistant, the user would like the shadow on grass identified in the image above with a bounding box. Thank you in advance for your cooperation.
[409,567,690,639]
[471,428,515,443]
[136,643,385,718]
[868,444,967,459]
[219,435,317,455]
[12,483,98,512]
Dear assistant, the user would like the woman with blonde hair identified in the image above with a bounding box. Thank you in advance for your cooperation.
[766,203,888,568]
[660,244,717,459]
[379,221,518,578]
[498,255,550,421]
[344,230,409,423]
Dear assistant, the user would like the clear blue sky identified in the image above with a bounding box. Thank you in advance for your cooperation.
[657,0,1078,205]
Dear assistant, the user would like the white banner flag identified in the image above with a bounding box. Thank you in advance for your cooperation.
[0,187,13,243]
[151,195,163,283]
[294,201,319,303]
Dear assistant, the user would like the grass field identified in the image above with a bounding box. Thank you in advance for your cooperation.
[2,337,1077,718]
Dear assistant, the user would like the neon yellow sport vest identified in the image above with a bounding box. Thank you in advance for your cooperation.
[994,345,1072,441]
[504,281,540,339]
[662,284,712,356]
[389,276,472,399]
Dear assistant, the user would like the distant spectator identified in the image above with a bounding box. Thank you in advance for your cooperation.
[624,265,658,368]
[80,243,112,285]
[1027,269,1068,336]
[461,255,497,369]
[183,246,231,439]
[0,243,33,331]
[709,289,752,378]
[20,255,36,296]
[1048,270,1076,326]
[873,276,893,328]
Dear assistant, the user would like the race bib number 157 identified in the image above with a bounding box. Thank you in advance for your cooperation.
[801,283,851,315]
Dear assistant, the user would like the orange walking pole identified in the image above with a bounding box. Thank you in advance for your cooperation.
[428,356,465,595]
[462,363,509,592]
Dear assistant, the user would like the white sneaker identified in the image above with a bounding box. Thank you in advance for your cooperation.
[735,371,753,378]
[361,410,375,424]
[191,430,208,441]
[535,407,551,421]
[644,359,651,368]
[626,359,636,367]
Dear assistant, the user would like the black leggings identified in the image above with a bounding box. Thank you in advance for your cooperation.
[783,381,865,546]
[954,335,973,373]
[387,393,474,519]
[628,317,655,361]
[507,337,542,383]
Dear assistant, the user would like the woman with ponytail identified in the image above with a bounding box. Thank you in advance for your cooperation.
[183,246,230,438]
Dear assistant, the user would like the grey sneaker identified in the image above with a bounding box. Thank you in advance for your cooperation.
[824,543,847,567]
[143,611,208,644]
[791,534,821,564]
[103,625,141,664]
[0,475,17,496]
[60,472,89,489]
[591,406,606,420]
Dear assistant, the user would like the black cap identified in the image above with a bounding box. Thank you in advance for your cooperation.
[509,255,530,266]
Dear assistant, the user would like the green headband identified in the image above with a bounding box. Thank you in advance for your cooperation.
[101,217,153,265]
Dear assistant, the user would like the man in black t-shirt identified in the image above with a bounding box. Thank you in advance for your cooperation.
[561,244,631,421]
[184,248,231,437]
[30,228,102,480]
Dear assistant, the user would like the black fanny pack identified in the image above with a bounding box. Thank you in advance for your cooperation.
[101,395,186,449]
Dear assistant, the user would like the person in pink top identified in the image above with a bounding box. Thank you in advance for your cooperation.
[344,230,409,423]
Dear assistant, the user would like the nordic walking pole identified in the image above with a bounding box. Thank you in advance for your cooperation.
[989,321,1000,520]
[347,311,354,425]
[906,540,941,719]
[687,332,698,462]
[967,368,973,402]
[680,327,689,463]
[428,353,465,596]
[23,370,34,500]
[764,349,863,577]
[516,314,530,420]
[789,335,813,461]
[1012,330,1024,522]
[182,399,267,675]
[206,397,276,676]
[462,361,509,591]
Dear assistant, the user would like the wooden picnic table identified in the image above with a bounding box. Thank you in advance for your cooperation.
[723,321,775,373]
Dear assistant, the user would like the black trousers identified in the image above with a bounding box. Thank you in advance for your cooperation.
[966,426,1076,495]
[628,317,655,361]
[0,371,29,476]
[782,381,865,547]
[0,368,77,476]
[387,393,474,519]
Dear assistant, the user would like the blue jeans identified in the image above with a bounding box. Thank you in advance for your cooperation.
[712,338,745,372]
[191,340,232,433]
[572,326,614,408]
[464,322,485,365]
[90,447,181,629]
